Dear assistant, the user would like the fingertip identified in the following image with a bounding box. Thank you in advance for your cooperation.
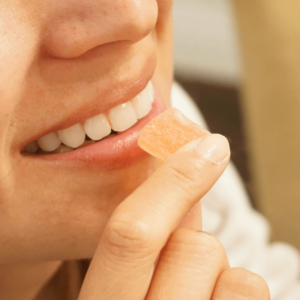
[194,134,230,165]
[175,134,230,166]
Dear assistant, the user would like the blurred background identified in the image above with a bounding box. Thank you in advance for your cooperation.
[173,0,300,250]
[173,0,252,198]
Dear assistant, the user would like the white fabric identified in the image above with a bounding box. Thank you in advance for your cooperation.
[171,82,300,300]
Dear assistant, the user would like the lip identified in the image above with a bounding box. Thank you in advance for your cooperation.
[22,85,166,170]
[18,52,157,151]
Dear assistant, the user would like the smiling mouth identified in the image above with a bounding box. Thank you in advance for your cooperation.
[22,81,154,155]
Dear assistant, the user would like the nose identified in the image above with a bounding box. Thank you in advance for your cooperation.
[42,0,158,58]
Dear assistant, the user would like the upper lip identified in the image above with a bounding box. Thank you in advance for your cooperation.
[19,54,156,151]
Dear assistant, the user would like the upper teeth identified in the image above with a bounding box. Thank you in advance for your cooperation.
[23,81,154,154]
[58,124,86,148]
[108,101,138,132]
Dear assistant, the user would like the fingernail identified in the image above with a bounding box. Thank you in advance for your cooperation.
[195,134,230,164]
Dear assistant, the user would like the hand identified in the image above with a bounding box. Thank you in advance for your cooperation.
[78,134,270,300]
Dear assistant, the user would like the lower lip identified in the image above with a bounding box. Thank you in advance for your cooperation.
[26,88,166,170]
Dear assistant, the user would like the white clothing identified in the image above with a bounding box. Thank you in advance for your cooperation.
[171,82,300,300]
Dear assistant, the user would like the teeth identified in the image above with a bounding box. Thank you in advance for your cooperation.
[53,144,74,154]
[24,141,39,154]
[58,124,85,148]
[24,81,154,154]
[37,132,61,152]
[77,140,96,149]
[108,101,138,132]
[147,81,155,103]
[84,114,111,140]
[132,85,153,119]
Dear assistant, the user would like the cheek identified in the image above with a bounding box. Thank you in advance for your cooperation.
[157,0,174,15]
[0,6,40,185]
[153,0,174,108]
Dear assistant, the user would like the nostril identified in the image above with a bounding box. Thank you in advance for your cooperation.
[42,0,158,59]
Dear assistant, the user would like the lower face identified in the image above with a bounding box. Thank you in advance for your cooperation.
[0,2,173,263]
[4,82,167,263]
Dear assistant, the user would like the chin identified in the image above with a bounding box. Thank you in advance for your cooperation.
[0,155,156,264]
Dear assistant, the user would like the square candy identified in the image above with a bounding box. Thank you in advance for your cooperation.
[138,108,209,161]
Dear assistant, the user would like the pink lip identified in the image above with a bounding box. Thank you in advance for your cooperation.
[23,87,166,170]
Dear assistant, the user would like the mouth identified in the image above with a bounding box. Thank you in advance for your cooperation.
[21,81,165,169]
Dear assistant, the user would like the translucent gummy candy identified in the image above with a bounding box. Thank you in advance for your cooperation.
[138,108,209,161]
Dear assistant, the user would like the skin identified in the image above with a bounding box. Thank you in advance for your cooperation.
[0,0,270,299]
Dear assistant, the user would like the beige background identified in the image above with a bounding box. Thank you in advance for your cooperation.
[174,0,300,250]
[232,0,300,249]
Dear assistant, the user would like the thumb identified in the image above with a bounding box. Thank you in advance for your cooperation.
[78,134,230,300]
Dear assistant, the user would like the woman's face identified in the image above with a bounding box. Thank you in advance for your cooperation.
[0,0,173,263]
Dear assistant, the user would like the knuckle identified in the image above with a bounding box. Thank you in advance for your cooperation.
[170,229,226,262]
[219,268,270,299]
[245,274,270,299]
[192,232,226,261]
[104,214,154,258]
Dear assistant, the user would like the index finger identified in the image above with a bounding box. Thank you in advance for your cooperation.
[79,134,230,300]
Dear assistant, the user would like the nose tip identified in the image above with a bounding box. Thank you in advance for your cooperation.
[43,0,158,59]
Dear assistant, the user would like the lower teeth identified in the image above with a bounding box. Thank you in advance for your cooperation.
[23,131,119,155]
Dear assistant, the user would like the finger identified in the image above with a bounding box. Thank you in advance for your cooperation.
[177,200,202,230]
[146,229,229,300]
[154,158,164,169]
[78,134,230,300]
[212,268,270,300]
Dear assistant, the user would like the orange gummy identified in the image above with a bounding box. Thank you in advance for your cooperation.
[138,108,209,161]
